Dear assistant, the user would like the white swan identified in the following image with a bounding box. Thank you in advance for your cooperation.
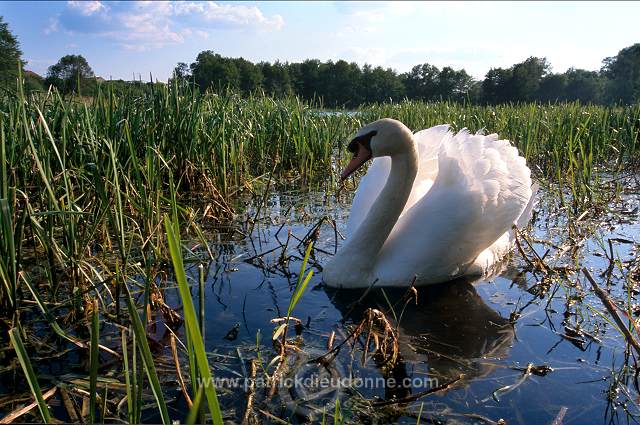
[323,118,535,288]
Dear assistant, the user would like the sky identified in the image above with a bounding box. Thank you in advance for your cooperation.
[1,1,639,82]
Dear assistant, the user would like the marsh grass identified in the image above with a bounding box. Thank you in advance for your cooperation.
[1,74,639,423]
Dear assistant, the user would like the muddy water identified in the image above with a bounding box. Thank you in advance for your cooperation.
[167,184,640,424]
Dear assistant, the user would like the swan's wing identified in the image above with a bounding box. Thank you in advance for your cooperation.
[467,182,539,276]
[413,124,450,182]
[374,129,533,286]
[404,124,451,211]
[346,125,451,236]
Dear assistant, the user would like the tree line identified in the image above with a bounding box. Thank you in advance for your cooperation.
[1,15,639,105]
[176,47,640,106]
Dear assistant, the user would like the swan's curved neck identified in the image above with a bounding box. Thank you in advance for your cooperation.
[342,143,418,273]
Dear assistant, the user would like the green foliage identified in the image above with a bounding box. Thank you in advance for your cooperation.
[483,57,550,103]
[510,57,551,102]
[404,63,441,101]
[0,81,359,317]
[179,44,640,106]
[191,50,242,93]
[0,16,25,90]
[564,68,604,103]
[45,54,96,95]
[538,73,568,103]
[288,241,314,317]
[361,64,405,104]
[0,198,18,312]
[601,43,640,104]
[260,60,293,97]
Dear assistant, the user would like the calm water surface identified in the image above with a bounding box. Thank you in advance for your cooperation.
[164,184,640,424]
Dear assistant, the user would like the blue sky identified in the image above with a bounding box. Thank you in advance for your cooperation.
[1,1,638,81]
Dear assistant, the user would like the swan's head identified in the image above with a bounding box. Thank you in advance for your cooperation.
[341,118,413,180]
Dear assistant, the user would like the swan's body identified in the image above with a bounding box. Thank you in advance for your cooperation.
[323,119,535,288]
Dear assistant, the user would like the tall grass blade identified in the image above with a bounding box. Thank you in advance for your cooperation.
[164,213,223,425]
[287,241,314,316]
[124,285,171,425]
[89,300,100,423]
[185,386,204,425]
[8,328,51,423]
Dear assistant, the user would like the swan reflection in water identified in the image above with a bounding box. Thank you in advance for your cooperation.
[324,277,515,402]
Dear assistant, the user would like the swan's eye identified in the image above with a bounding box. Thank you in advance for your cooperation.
[347,140,359,154]
[347,130,377,154]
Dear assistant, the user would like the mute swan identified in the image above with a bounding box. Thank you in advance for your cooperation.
[323,118,535,288]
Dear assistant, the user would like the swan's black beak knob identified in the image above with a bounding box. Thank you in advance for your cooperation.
[341,130,376,180]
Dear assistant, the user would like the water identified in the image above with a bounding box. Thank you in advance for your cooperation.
[162,181,640,424]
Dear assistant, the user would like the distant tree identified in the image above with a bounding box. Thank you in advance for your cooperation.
[46,54,95,95]
[435,66,474,101]
[172,62,190,80]
[481,67,512,103]
[537,73,567,103]
[181,48,636,106]
[323,60,362,107]
[467,80,483,103]
[0,16,25,89]
[509,57,550,102]
[169,62,191,89]
[482,57,549,103]
[564,68,603,103]
[601,43,640,104]
[234,58,262,95]
[102,79,163,97]
[260,61,292,97]
[361,65,404,104]
[403,63,440,101]
[190,51,240,92]
[297,59,322,101]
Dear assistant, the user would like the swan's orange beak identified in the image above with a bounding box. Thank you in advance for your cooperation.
[341,142,372,180]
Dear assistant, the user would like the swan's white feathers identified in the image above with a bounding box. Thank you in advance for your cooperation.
[372,127,532,286]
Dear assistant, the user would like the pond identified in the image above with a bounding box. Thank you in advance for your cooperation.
[159,177,640,424]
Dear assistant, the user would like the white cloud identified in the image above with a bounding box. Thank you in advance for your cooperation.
[44,17,59,35]
[67,1,107,16]
[55,1,284,51]
[341,1,495,22]
[196,30,210,40]
[338,47,389,68]
[118,2,183,49]
[175,2,284,31]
